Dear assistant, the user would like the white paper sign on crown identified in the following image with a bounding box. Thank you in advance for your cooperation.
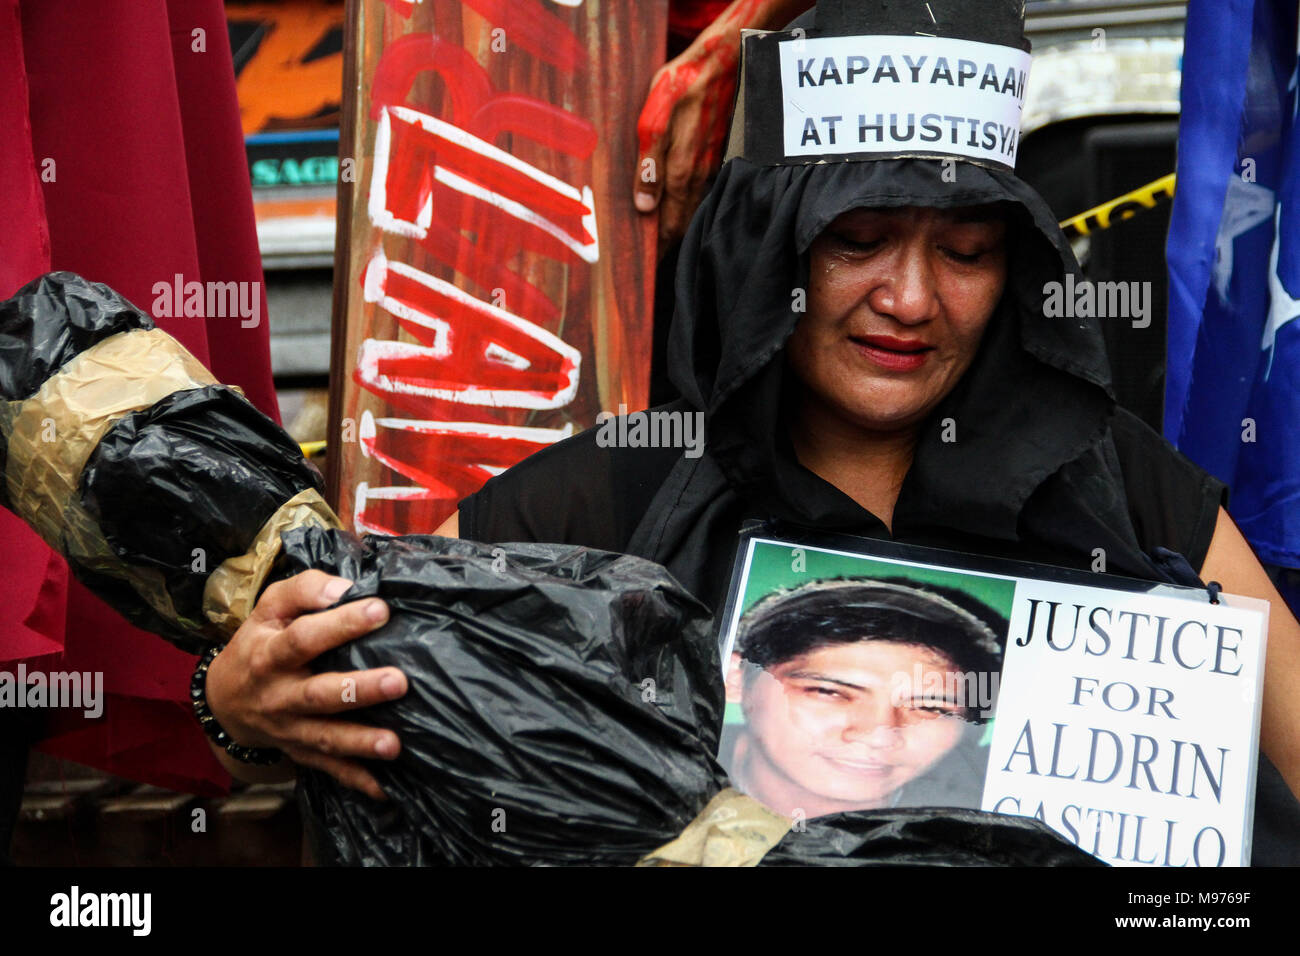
[777,35,1033,167]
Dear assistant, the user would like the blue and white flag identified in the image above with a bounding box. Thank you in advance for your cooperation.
[1166,0,1300,568]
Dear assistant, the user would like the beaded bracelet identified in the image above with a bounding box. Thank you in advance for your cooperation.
[190,643,284,766]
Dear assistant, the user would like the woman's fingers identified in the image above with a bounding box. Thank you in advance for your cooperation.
[280,667,408,716]
[284,715,401,763]
[284,746,388,802]
[253,569,355,627]
[266,595,390,671]
[207,569,408,789]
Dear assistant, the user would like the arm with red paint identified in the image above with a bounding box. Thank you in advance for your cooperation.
[635,0,814,251]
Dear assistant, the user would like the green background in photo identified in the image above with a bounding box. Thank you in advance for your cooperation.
[738,539,1017,618]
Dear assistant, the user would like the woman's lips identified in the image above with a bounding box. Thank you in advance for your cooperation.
[849,335,935,372]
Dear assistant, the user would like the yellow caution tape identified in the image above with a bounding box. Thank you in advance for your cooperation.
[1059,172,1176,239]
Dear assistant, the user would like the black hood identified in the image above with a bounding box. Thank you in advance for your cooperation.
[665,156,1116,544]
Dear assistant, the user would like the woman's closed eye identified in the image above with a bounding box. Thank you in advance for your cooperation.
[827,232,885,255]
[824,232,998,265]
[940,245,993,265]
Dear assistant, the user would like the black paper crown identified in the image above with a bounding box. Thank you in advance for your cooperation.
[816,0,1029,49]
[725,0,1033,170]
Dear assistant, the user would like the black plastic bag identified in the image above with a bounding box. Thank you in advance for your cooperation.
[282,528,1101,867]
[0,272,154,404]
[282,528,728,866]
[79,384,324,646]
[760,808,1106,866]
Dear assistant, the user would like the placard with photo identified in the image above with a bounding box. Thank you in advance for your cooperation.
[718,530,1270,867]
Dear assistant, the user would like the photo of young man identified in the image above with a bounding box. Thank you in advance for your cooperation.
[720,577,1008,819]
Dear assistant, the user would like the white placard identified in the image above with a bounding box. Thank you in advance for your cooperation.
[982,579,1268,867]
[778,34,1032,166]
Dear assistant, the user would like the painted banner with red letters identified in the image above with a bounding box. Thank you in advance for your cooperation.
[328,0,664,533]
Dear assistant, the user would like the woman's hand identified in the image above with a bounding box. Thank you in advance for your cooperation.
[204,569,408,801]
[632,0,813,252]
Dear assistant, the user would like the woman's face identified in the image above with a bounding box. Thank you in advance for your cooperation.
[787,204,1009,433]
[728,641,969,816]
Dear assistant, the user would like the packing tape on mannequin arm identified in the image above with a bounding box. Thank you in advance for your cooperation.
[203,486,343,636]
[636,788,793,867]
[0,326,343,640]
[2,327,218,550]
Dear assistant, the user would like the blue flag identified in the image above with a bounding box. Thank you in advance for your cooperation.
[1166,0,1300,569]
